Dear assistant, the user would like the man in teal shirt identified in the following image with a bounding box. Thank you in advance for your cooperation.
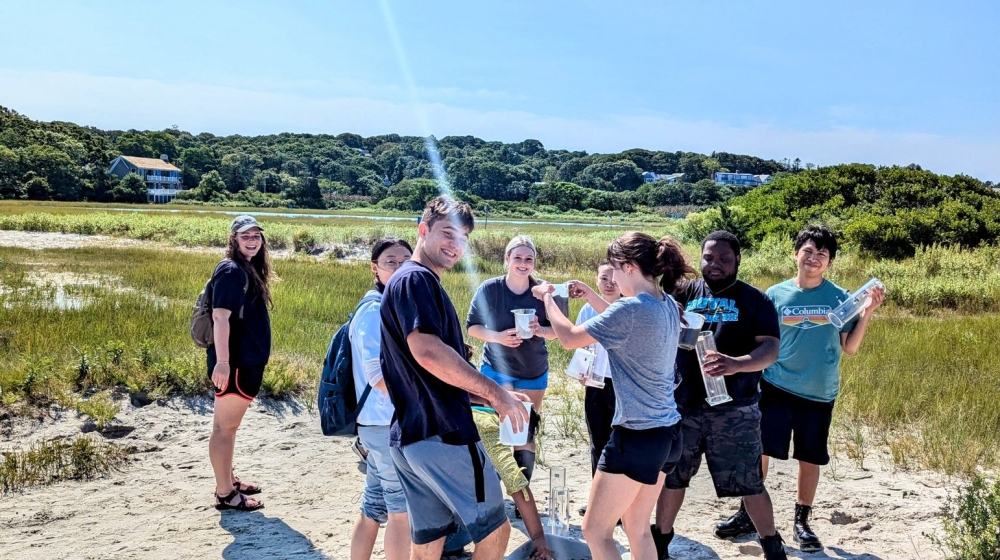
[715,225,885,552]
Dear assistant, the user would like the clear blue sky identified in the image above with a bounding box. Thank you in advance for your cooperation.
[1,0,998,179]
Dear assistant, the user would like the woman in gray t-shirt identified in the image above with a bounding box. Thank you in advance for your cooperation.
[533,232,694,560]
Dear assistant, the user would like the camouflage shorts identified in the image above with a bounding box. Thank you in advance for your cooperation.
[662,404,765,498]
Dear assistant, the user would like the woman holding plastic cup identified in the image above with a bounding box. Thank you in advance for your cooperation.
[533,232,694,560]
[568,263,622,493]
[466,235,566,485]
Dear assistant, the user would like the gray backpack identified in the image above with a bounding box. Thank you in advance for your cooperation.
[190,260,248,348]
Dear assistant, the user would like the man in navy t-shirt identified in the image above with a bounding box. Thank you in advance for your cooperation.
[380,195,530,560]
[652,231,788,560]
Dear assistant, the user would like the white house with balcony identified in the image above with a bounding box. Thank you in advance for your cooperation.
[642,171,685,184]
[108,155,184,203]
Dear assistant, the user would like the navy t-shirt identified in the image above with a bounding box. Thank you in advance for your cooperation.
[674,278,779,408]
[380,260,479,448]
[208,260,271,367]
[466,276,568,380]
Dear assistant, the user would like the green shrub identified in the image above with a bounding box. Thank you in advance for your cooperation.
[930,474,1000,559]
[292,229,318,253]
[75,390,120,430]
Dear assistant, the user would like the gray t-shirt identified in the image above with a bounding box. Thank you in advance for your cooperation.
[584,292,682,430]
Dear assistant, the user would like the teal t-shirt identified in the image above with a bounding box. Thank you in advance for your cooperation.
[764,278,858,402]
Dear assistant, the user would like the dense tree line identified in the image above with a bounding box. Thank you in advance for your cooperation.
[0,106,793,212]
[685,164,1000,258]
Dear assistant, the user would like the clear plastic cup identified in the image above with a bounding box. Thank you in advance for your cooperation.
[512,308,536,339]
[499,401,533,445]
[552,282,569,298]
[828,278,884,329]
[678,312,706,350]
[695,331,734,407]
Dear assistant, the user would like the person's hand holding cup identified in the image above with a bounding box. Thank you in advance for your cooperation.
[495,328,523,348]
[495,390,531,436]
[531,282,554,301]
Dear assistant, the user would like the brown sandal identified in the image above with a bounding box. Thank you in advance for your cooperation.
[215,489,264,511]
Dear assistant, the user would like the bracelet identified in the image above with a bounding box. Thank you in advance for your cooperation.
[217,361,229,364]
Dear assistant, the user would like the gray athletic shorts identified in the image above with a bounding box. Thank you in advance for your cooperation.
[390,437,507,545]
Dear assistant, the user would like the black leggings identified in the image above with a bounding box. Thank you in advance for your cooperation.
[584,377,616,476]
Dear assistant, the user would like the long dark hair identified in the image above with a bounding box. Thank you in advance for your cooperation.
[606,232,695,294]
[226,231,274,308]
[372,236,413,293]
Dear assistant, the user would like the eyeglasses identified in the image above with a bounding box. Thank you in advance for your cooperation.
[376,259,409,270]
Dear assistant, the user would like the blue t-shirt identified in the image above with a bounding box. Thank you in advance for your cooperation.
[583,292,682,430]
[380,260,479,448]
[674,279,779,408]
[764,278,858,402]
[208,260,271,366]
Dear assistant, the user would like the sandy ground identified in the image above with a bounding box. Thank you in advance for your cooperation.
[0,395,951,560]
[0,229,952,559]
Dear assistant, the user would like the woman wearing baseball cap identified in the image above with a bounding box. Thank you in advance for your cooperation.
[208,215,275,511]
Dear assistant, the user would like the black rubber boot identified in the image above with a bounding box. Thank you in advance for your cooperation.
[714,499,756,539]
[759,532,788,560]
[512,450,535,482]
[650,524,674,560]
[794,503,823,552]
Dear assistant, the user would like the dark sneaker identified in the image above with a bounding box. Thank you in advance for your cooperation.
[759,532,788,560]
[793,503,823,552]
[714,501,755,539]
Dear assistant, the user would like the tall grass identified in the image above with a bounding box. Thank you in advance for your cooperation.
[0,436,132,493]
[3,204,1000,475]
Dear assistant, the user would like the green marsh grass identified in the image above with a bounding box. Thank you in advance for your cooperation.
[0,436,132,493]
[2,203,1000,477]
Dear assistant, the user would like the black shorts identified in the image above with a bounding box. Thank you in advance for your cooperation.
[663,404,765,498]
[207,354,265,402]
[759,380,835,466]
[597,423,682,485]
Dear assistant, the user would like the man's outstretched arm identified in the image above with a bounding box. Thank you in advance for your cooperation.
[407,331,529,431]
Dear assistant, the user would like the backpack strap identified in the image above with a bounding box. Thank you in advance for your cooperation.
[210,260,250,320]
[350,290,383,417]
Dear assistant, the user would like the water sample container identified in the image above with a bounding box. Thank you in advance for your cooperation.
[828,278,884,329]
[695,331,734,407]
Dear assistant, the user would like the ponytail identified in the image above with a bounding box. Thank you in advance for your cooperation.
[607,232,695,294]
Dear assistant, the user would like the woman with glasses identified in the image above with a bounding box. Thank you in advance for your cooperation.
[466,235,565,492]
[350,236,414,560]
[209,216,274,511]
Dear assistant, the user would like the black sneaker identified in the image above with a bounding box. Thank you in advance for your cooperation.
[714,501,756,539]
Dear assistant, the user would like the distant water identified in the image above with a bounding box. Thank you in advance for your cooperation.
[73,206,652,229]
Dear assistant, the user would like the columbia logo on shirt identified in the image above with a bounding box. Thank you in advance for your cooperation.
[780,305,833,329]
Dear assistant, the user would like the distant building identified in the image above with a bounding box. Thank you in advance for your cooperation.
[108,154,185,203]
[642,172,685,184]
[714,172,772,187]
